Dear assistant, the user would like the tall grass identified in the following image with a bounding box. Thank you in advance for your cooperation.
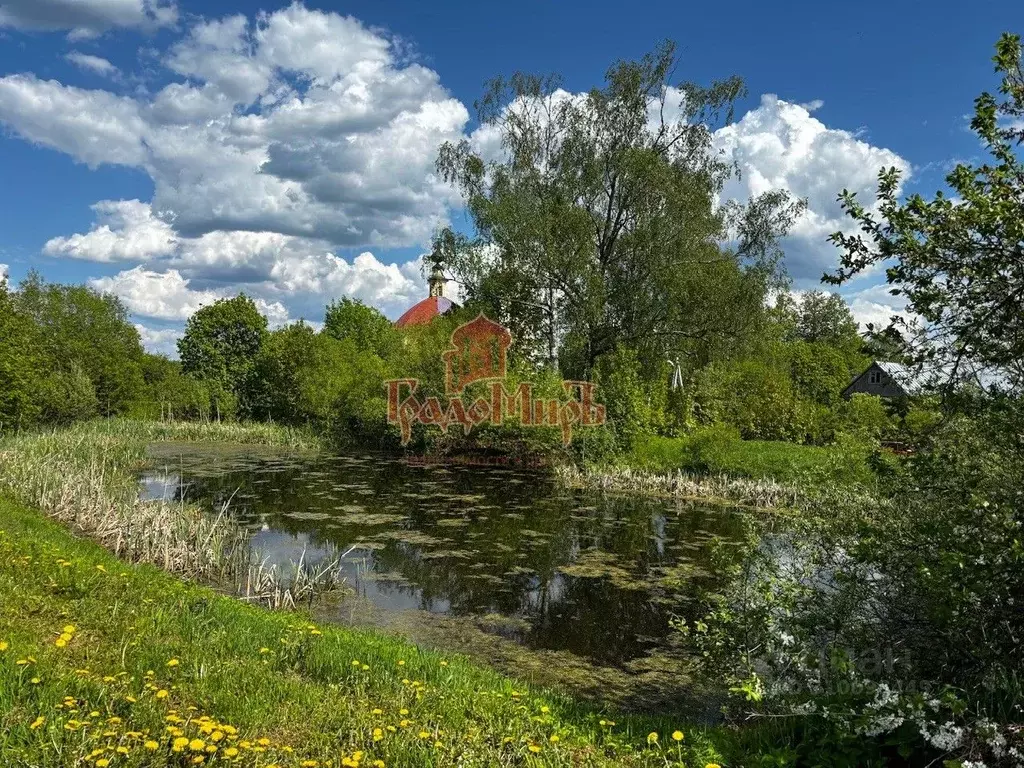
[557,464,800,509]
[0,420,327,594]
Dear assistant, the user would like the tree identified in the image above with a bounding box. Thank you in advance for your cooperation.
[323,298,398,361]
[16,272,145,416]
[796,291,860,347]
[0,277,42,430]
[437,42,803,379]
[178,295,268,418]
[827,33,1024,392]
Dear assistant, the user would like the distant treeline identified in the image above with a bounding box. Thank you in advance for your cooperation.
[1,270,926,456]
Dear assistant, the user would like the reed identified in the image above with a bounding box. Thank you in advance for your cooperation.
[0,420,329,598]
[556,464,801,508]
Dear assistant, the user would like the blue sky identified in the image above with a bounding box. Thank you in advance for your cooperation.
[0,0,1020,355]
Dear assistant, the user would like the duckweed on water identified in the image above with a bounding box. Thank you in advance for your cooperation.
[0,421,739,766]
[0,496,728,767]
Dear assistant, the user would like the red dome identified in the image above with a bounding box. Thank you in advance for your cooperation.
[395,296,457,328]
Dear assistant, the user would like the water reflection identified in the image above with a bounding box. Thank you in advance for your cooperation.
[141,443,746,666]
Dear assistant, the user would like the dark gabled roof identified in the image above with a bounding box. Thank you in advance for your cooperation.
[842,360,930,398]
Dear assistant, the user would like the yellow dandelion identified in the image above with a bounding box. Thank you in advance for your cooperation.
[0,641,8,652]
[223,747,239,757]
[155,689,169,699]
[373,761,386,768]
[29,716,45,730]
[418,730,430,739]
[63,625,76,634]
[144,740,159,750]
[116,746,130,754]
[172,737,189,752]
[528,744,541,753]
[705,764,722,768]
[549,734,560,743]
[189,738,205,751]
[371,708,383,715]
[397,660,405,666]
[166,658,180,667]
[257,738,271,747]
[259,647,270,654]
[672,730,684,742]
[95,564,107,572]
[373,728,384,741]
[55,638,68,648]
[647,731,659,745]
[96,760,110,768]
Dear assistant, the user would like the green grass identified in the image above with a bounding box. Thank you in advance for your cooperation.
[0,420,734,767]
[627,430,874,488]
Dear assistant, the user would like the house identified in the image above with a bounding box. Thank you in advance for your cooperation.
[842,361,926,400]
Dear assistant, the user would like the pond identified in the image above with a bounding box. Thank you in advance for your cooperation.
[141,442,749,711]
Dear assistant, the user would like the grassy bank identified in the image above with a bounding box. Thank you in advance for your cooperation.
[0,420,731,766]
[561,430,879,507]
[628,432,874,487]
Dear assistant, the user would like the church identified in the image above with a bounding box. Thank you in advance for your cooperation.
[395,251,458,328]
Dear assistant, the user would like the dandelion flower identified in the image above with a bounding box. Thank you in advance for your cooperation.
[96,760,110,768]
[172,737,190,752]
[549,735,560,743]
[418,730,430,739]
[647,732,659,745]
[528,744,541,753]
[223,748,239,757]
[373,728,384,741]
[29,716,45,730]
[166,659,180,667]
[705,764,722,768]
[63,625,76,634]
[0,641,8,651]
[189,738,205,751]
[54,638,68,648]
[144,740,159,750]
[156,690,169,699]
[672,730,684,742]
[540,706,550,714]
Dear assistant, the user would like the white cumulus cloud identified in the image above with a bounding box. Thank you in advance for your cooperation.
[44,200,177,262]
[65,52,119,77]
[0,3,467,246]
[0,0,177,38]
[713,95,911,283]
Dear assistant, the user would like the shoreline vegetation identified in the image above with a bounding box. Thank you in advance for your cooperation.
[555,464,800,509]
[0,419,733,767]
[0,420,340,608]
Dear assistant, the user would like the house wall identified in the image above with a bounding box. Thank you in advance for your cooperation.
[843,366,906,399]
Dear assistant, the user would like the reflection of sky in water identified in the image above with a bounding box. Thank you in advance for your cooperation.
[139,448,745,664]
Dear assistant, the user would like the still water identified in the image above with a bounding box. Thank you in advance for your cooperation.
[141,443,746,672]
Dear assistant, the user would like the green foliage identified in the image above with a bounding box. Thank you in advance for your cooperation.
[0,274,149,431]
[323,297,400,360]
[178,294,268,418]
[16,272,146,416]
[438,41,802,378]
[837,393,893,440]
[592,346,665,448]
[828,32,1024,391]
[630,427,873,487]
[0,278,43,430]
[35,362,99,426]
